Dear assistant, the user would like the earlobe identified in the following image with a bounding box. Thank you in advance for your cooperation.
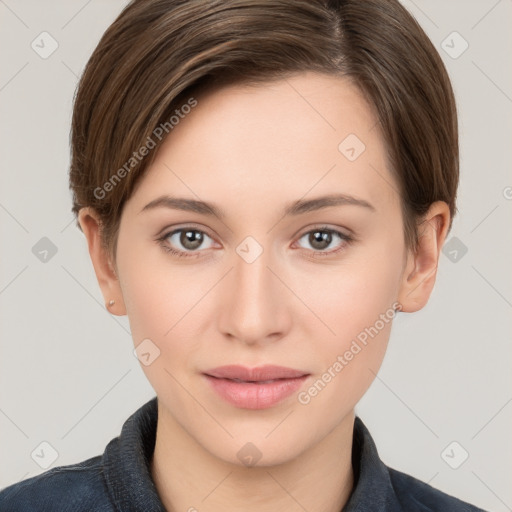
[397,201,451,313]
[78,207,126,316]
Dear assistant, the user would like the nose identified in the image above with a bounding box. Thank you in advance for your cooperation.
[218,239,290,346]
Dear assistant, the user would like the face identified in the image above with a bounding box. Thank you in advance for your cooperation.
[87,72,431,466]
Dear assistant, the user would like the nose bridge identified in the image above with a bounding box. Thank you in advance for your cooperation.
[221,235,286,342]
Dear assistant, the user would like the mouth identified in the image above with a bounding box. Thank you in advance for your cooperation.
[215,377,290,384]
[202,365,310,409]
[203,364,309,382]
[206,376,307,386]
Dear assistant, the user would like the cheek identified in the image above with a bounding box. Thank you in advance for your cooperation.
[296,287,396,418]
[303,242,402,344]
[123,270,207,350]
[118,248,215,382]
[296,238,403,403]
[120,268,204,401]
[117,232,205,339]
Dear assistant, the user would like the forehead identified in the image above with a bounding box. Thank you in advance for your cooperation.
[126,72,400,219]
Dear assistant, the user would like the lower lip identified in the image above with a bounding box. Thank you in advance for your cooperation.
[203,374,309,409]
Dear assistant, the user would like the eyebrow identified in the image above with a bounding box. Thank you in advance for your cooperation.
[139,193,376,219]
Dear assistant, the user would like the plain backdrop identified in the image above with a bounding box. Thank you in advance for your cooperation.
[0,1,511,511]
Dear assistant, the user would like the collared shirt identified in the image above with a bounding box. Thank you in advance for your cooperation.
[0,397,487,511]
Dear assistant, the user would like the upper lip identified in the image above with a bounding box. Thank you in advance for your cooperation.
[204,365,309,381]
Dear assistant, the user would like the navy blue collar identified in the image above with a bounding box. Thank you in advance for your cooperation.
[100,397,484,512]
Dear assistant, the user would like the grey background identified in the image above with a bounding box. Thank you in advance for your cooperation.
[0,1,511,510]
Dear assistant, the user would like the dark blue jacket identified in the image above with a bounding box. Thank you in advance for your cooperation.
[0,397,488,511]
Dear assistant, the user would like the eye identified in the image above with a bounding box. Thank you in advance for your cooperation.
[294,226,353,257]
[157,226,215,258]
[157,224,354,260]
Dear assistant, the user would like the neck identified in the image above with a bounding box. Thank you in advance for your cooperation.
[150,404,355,512]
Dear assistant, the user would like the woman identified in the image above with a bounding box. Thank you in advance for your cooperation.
[0,0,489,510]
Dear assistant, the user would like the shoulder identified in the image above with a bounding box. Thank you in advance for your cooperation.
[388,466,487,512]
[0,455,113,512]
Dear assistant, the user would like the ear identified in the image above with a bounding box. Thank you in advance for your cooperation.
[78,207,126,316]
[397,201,451,313]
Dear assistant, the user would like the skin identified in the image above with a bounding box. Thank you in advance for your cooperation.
[79,71,450,512]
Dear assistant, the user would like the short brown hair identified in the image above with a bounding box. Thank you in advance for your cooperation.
[69,0,459,263]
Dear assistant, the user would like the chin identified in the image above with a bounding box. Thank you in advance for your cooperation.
[199,428,311,469]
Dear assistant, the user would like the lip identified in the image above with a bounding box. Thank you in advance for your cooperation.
[204,364,309,381]
[203,365,310,410]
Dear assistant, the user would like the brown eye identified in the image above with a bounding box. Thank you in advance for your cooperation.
[307,230,334,250]
[178,229,204,250]
[296,227,353,256]
[158,227,215,258]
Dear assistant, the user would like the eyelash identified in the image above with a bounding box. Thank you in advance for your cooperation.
[156,225,354,260]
